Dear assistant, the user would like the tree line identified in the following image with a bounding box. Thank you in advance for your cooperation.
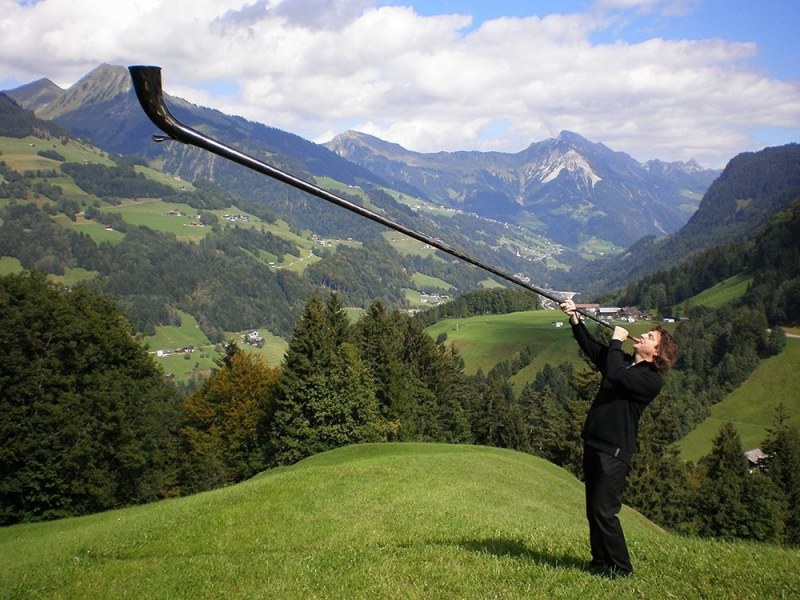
[2,271,798,547]
[610,189,800,323]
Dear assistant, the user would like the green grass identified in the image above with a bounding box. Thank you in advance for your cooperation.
[0,256,25,276]
[133,166,194,192]
[102,199,213,242]
[143,316,289,381]
[425,311,656,382]
[676,272,752,313]
[52,213,126,244]
[412,272,454,291]
[2,443,797,599]
[143,311,222,381]
[48,267,98,286]
[0,136,115,172]
[383,231,443,258]
[426,311,566,376]
[229,328,289,367]
[679,337,800,461]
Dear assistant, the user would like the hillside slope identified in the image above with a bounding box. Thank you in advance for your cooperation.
[570,143,800,294]
[1,444,797,599]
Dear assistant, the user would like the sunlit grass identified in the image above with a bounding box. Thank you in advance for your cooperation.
[679,338,800,460]
[676,272,752,313]
[2,444,797,599]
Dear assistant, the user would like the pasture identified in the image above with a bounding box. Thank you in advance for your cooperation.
[2,443,797,599]
[679,337,800,461]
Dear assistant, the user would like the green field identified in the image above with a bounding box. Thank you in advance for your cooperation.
[0,256,24,276]
[425,311,656,382]
[52,213,126,244]
[143,311,222,381]
[0,136,115,172]
[143,314,290,381]
[412,271,455,291]
[2,443,797,599]
[679,337,800,461]
[230,328,289,367]
[676,272,752,313]
[103,199,215,242]
[425,310,800,460]
[383,231,443,258]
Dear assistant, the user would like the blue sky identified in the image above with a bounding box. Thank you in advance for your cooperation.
[408,0,798,78]
[1,0,798,167]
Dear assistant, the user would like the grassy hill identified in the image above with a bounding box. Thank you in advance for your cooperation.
[679,337,800,461]
[675,272,752,314]
[1,443,797,599]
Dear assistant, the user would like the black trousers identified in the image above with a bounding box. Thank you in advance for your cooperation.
[582,444,632,574]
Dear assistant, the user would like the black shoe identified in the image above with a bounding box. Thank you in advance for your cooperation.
[602,566,632,579]
[585,560,608,574]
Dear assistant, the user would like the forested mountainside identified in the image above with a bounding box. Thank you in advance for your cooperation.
[567,143,800,295]
[611,193,800,325]
[0,93,67,138]
[7,64,717,265]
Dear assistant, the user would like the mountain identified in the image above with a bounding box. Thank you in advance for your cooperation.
[1,77,64,118]
[6,64,719,252]
[325,129,719,247]
[4,64,389,187]
[568,142,800,294]
[0,92,68,138]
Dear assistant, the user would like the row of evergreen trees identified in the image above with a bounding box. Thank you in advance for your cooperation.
[3,271,798,546]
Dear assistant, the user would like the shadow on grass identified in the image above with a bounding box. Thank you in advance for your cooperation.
[456,538,586,571]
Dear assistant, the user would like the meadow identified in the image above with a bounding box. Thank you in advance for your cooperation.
[1,443,797,599]
[679,337,800,460]
[424,310,798,459]
[676,272,752,313]
[425,310,657,381]
[142,312,289,381]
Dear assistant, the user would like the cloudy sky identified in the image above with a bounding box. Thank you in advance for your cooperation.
[1,0,798,167]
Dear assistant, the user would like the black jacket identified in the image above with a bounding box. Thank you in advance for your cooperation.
[572,321,663,465]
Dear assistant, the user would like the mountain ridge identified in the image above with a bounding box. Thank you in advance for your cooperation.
[6,63,718,251]
[325,128,718,247]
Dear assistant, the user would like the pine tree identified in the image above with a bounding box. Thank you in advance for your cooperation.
[268,295,387,465]
[626,401,693,531]
[695,422,784,542]
[696,422,750,539]
[0,272,183,524]
[268,296,330,465]
[306,342,385,451]
[761,405,800,545]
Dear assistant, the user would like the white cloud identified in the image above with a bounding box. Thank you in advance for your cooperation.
[1,0,798,167]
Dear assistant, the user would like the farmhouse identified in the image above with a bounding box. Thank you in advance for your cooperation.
[223,214,249,222]
[745,448,768,472]
[244,330,265,348]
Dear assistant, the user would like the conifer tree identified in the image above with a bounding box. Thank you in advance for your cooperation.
[761,405,800,545]
[626,398,693,530]
[0,272,182,524]
[695,422,784,542]
[469,370,510,448]
[268,296,332,465]
[268,294,387,465]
